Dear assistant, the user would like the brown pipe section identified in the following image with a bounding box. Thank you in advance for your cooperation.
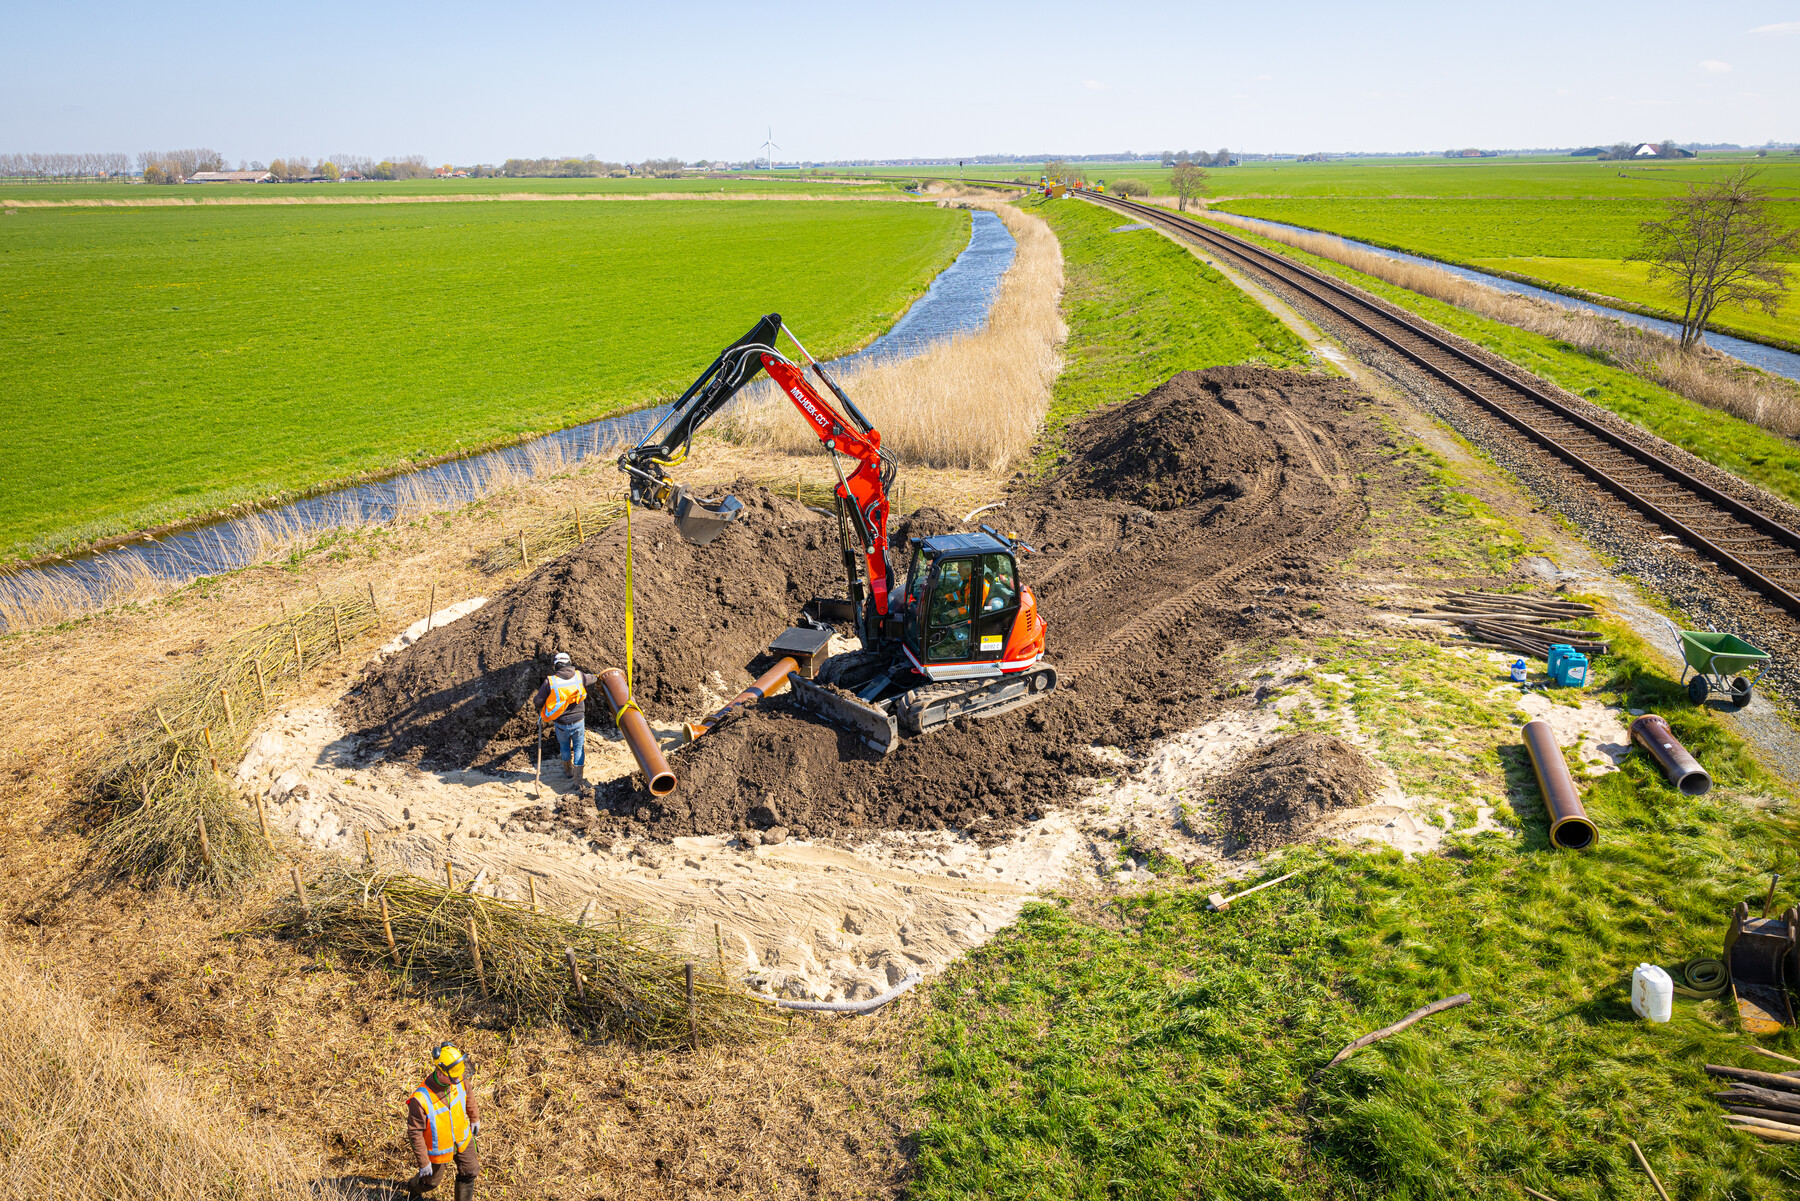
[1522,719,1597,850]
[1630,714,1712,796]
[683,658,798,743]
[597,668,676,797]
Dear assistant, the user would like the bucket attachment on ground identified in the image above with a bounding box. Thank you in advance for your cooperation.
[786,673,900,755]
[768,626,834,679]
[1724,901,1798,1033]
[670,487,744,546]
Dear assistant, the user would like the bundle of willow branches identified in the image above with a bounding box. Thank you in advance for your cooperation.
[285,867,777,1047]
[87,586,381,889]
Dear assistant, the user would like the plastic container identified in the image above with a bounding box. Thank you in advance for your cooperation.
[1631,963,1673,1022]
[1510,659,1528,683]
[1552,652,1589,688]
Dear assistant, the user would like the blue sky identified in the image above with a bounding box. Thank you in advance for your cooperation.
[3,1,1795,162]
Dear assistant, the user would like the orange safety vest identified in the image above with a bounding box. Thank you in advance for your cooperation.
[541,672,586,722]
[410,1078,472,1163]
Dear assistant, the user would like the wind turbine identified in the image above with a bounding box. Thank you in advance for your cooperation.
[760,127,780,171]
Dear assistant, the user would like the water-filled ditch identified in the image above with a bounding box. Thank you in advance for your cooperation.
[6,208,1016,621]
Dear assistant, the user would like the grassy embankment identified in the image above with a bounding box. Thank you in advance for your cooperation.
[909,194,1800,1198]
[1017,193,1310,452]
[1211,197,1800,351]
[1198,214,1800,509]
[0,174,890,204]
[0,198,966,563]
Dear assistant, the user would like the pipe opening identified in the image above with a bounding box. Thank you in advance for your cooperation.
[649,771,678,797]
[1675,770,1713,798]
[1550,817,1597,851]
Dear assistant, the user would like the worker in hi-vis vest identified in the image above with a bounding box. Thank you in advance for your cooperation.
[531,652,598,789]
[405,1042,480,1199]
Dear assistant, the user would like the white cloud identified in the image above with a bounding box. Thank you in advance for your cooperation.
[1253,73,1274,81]
[1700,59,1733,73]
[1083,79,1106,91]
[1749,20,1800,33]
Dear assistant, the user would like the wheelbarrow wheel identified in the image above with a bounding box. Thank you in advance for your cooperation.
[1688,674,1711,705]
[1730,676,1754,708]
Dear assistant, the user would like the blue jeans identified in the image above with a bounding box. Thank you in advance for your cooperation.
[553,720,585,767]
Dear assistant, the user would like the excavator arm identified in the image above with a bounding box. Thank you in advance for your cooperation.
[619,313,897,626]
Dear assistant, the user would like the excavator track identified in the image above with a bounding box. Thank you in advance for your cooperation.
[897,667,1059,735]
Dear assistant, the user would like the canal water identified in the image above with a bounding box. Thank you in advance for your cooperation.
[6,208,1017,620]
[1214,212,1800,383]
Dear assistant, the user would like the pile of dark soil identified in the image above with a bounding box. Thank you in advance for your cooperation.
[1211,733,1380,855]
[345,367,1383,842]
[338,483,838,769]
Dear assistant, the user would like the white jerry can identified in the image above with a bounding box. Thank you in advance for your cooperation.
[1631,963,1673,1022]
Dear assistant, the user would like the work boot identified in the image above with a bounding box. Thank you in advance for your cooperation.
[455,1177,475,1201]
[572,763,585,787]
[561,759,573,778]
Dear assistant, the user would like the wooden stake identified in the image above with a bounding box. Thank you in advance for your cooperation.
[715,921,726,981]
[364,829,375,866]
[427,583,436,631]
[529,876,539,911]
[220,689,236,740]
[380,894,399,966]
[255,793,273,852]
[686,962,698,1048]
[519,530,530,569]
[331,603,344,655]
[290,864,310,918]
[467,916,488,997]
[444,860,455,893]
[1751,1046,1800,1067]
[574,503,584,542]
[1629,1140,1672,1201]
[155,706,178,742]
[367,580,381,622]
[1521,1189,1560,1201]
[292,625,305,682]
[576,899,591,928]
[253,659,268,710]
[202,725,221,776]
[196,814,213,866]
[566,947,586,1001]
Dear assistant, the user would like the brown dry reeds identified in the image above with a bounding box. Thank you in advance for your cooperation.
[87,586,380,889]
[284,867,776,1047]
[1203,210,1800,437]
[724,200,1065,471]
[0,943,348,1201]
[479,498,628,573]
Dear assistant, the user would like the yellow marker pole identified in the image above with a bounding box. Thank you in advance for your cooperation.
[623,493,636,694]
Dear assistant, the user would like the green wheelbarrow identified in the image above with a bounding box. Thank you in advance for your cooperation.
[1672,625,1769,708]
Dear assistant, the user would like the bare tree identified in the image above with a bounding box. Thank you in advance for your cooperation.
[1170,159,1210,212]
[1633,167,1800,350]
[1042,158,1070,185]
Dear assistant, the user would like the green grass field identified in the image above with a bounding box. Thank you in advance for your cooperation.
[1017,194,1309,447]
[0,174,894,204]
[0,198,965,561]
[1209,196,1800,349]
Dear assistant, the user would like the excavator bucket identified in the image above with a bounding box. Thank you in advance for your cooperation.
[671,488,744,546]
[786,672,899,755]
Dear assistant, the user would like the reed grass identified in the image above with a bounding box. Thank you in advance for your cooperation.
[0,942,351,1201]
[86,586,380,890]
[1204,210,1800,437]
[284,866,777,1047]
[479,498,629,573]
[724,201,1065,472]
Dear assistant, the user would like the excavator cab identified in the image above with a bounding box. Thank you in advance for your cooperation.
[899,532,1043,677]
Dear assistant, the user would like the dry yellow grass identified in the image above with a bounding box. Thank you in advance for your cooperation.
[1203,210,1800,436]
[723,200,1065,471]
[0,943,346,1201]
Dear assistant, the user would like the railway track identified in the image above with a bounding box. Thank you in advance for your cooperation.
[1051,188,1800,617]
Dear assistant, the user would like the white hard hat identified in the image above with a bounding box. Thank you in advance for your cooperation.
[553,652,572,665]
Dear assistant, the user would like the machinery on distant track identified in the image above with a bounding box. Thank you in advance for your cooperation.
[619,314,1055,753]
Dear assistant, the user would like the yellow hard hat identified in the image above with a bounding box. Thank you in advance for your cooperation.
[432,1042,466,1079]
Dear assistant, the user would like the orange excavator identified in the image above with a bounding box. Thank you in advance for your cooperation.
[619,313,1056,752]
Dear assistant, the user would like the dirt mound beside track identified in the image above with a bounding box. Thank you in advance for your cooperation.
[347,367,1380,841]
[1211,733,1380,855]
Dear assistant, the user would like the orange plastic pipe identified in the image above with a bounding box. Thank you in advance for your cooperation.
[597,668,676,797]
[684,657,798,743]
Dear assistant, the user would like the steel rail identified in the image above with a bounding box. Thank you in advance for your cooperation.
[1076,189,1800,616]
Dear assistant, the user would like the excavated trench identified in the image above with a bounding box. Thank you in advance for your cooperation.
[339,366,1382,843]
